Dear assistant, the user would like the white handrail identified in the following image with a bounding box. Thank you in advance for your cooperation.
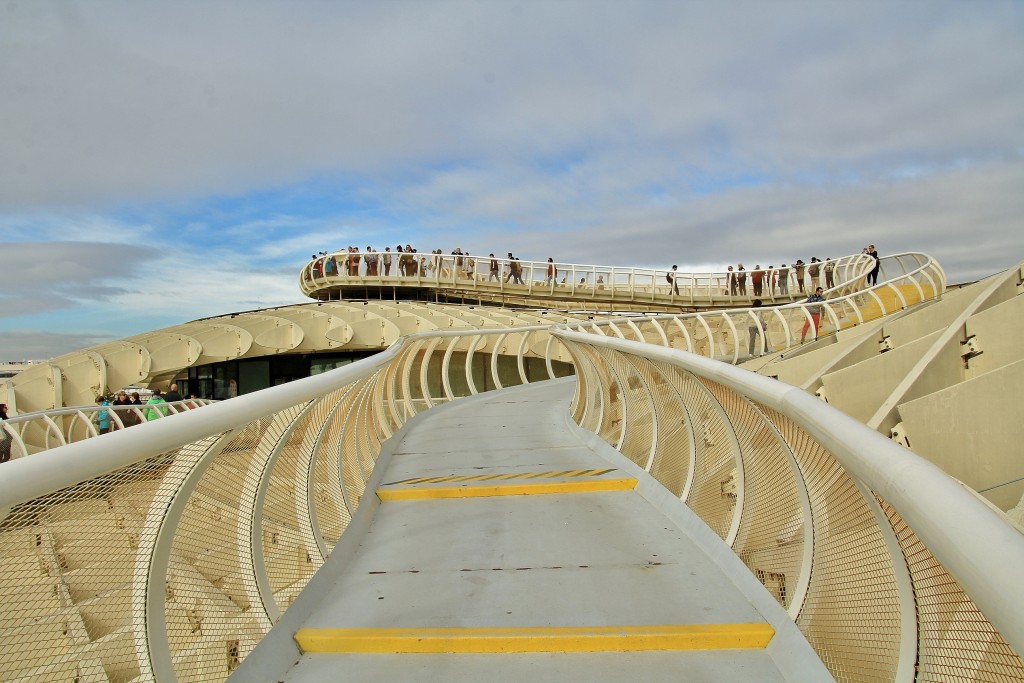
[552,328,1024,659]
[0,400,217,461]
[0,351,401,511]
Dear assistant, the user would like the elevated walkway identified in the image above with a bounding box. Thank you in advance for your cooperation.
[234,380,831,681]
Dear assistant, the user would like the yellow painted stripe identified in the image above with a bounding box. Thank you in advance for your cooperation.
[377,477,637,500]
[384,468,616,487]
[295,623,774,653]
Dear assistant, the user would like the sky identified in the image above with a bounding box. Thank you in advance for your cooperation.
[1,1,1022,361]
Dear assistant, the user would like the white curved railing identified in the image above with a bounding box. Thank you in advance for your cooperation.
[554,329,1024,682]
[300,250,916,307]
[0,400,216,461]
[533,250,944,364]
[0,323,1021,682]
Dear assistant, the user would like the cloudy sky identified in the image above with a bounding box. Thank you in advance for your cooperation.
[1,1,1022,360]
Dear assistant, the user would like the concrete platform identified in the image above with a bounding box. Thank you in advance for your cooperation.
[232,379,833,682]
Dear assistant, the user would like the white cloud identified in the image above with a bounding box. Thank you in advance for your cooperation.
[0,0,1021,358]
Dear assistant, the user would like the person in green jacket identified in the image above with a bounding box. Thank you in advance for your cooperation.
[145,390,169,421]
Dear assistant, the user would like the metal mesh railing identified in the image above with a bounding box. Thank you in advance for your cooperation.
[0,400,217,461]
[3,316,1022,682]
[0,328,572,682]
[562,252,945,363]
[557,329,1024,682]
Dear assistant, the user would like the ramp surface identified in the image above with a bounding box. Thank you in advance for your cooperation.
[239,379,831,682]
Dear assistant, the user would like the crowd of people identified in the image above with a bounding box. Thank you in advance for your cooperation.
[311,245,881,296]
[311,245,491,280]
[665,245,880,300]
[744,244,880,355]
[93,383,201,433]
[308,245,882,353]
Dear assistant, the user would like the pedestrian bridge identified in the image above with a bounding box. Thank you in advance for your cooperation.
[1,321,1022,681]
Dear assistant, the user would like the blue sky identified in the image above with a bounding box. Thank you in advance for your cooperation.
[1,0,1023,360]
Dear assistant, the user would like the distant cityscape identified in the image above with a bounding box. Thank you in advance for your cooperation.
[0,361,39,379]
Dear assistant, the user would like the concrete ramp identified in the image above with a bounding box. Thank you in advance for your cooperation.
[233,379,832,682]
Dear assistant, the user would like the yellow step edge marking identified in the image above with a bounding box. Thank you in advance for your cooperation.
[377,477,637,500]
[294,623,775,653]
[386,468,615,486]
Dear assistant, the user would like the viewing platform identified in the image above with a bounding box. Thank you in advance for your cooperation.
[300,251,924,312]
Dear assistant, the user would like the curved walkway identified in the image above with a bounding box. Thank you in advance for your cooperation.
[300,251,900,311]
[233,379,831,682]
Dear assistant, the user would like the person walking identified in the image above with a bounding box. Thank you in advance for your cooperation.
[778,264,790,295]
[800,287,826,343]
[545,258,558,286]
[489,254,500,282]
[382,247,393,276]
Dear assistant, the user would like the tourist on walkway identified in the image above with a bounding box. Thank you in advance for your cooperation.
[823,258,835,289]
[808,258,820,289]
[751,265,764,297]
[668,265,679,295]
[866,245,880,286]
[545,258,558,286]
[397,246,410,277]
[382,247,393,276]
[95,396,111,435]
[510,257,524,285]
[737,264,747,295]
[778,264,790,295]
[800,287,826,343]
[112,391,130,429]
[489,254,500,281]
[145,390,169,421]
[794,259,806,294]
[164,383,183,403]
[728,265,737,296]
[364,247,379,276]
[748,300,769,357]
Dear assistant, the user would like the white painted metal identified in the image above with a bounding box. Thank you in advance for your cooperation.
[553,328,1024,659]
